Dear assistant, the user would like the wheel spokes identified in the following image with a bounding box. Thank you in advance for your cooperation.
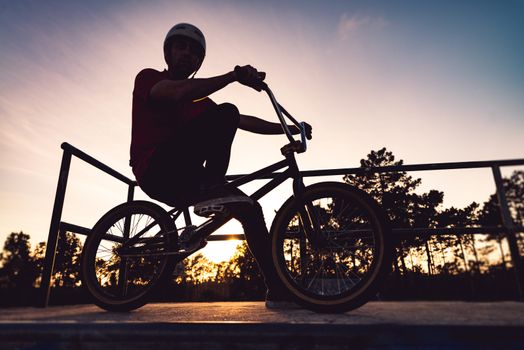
[92,211,169,299]
[280,192,378,297]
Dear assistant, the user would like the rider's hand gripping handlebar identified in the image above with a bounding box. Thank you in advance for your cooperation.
[299,121,308,152]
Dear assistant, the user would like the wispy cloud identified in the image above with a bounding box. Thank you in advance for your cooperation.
[338,13,388,40]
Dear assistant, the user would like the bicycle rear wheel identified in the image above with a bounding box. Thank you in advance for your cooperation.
[271,182,391,313]
[81,201,177,311]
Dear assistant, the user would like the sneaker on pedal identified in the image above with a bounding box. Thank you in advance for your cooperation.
[193,184,253,217]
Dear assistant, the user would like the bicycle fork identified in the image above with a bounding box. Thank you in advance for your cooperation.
[292,177,325,248]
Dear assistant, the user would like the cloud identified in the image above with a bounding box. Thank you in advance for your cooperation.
[338,13,388,40]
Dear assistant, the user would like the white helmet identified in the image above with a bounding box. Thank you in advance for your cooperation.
[163,23,206,57]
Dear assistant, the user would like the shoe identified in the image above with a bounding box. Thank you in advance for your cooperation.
[265,290,300,310]
[193,185,253,217]
[178,225,207,253]
[194,196,254,217]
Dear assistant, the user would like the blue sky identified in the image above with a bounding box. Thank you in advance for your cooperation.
[1,0,523,261]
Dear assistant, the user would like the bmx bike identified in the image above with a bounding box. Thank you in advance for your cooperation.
[80,84,392,313]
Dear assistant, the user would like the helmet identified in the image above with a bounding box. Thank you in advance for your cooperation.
[163,23,206,57]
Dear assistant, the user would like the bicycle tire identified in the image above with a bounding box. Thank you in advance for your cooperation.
[81,201,177,311]
[270,182,391,313]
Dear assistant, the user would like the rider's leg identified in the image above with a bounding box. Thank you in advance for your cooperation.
[201,103,239,185]
[139,103,240,205]
[187,102,240,186]
[233,202,290,298]
[186,105,283,291]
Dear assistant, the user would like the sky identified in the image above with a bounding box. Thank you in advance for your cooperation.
[1,0,523,262]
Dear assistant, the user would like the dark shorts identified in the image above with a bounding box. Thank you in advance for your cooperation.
[139,103,239,207]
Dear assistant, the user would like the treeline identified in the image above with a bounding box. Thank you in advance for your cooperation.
[0,232,267,306]
[1,148,523,306]
[344,148,523,301]
[345,149,523,276]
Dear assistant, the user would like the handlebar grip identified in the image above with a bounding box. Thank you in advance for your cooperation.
[235,65,267,92]
[299,121,308,152]
[256,72,267,92]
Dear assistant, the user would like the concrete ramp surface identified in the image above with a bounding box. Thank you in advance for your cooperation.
[1,301,523,349]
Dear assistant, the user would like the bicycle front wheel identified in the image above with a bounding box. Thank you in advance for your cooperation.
[271,182,391,313]
[81,201,177,311]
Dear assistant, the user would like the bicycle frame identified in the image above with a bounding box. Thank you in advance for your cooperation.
[119,85,318,256]
[171,85,310,238]
[83,83,392,313]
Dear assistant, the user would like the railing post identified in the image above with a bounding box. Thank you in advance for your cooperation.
[492,166,523,301]
[40,150,72,307]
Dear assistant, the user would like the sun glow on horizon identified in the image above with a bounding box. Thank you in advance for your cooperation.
[200,239,241,264]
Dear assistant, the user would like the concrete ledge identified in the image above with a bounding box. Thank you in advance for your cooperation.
[1,323,523,349]
[1,302,523,349]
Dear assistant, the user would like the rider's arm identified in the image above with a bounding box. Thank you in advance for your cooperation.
[150,72,237,105]
[239,114,301,135]
[150,65,264,105]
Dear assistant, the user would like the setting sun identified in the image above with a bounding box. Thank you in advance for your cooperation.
[200,239,241,264]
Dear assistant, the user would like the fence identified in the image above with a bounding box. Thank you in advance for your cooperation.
[40,142,524,306]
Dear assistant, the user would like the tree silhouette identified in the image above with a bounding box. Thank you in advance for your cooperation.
[343,147,445,276]
[506,171,524,227]
[50,232,83,287]
[477,170,524,271]
[11,231,84,289]
[436,204,482,274]
[0,232,38,289]
[31,241,46,287]
[223,241,265,299]
[179,253,218,284]
[502,171,524,255]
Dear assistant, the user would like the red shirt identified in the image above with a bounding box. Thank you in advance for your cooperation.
[130,68,216,181]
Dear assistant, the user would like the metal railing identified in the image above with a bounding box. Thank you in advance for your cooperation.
[40,142,524,306]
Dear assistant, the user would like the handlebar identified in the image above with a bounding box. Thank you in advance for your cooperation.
[299,121,308,152]
[262,84,307,153]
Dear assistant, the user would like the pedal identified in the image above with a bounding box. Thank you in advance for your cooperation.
[194,203,229,217]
